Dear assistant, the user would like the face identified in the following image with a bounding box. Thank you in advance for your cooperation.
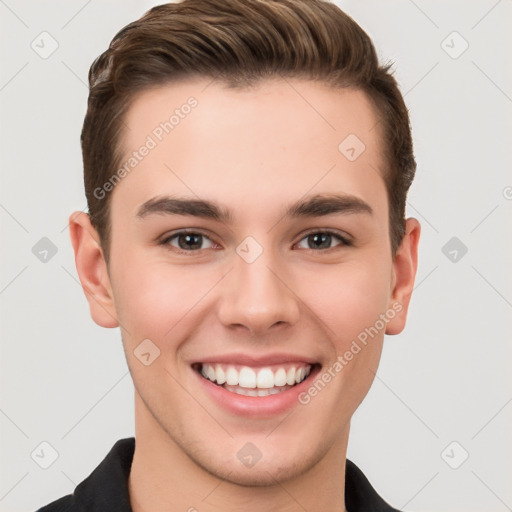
[76,77,418,486]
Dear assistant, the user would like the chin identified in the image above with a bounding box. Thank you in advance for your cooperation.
[187,439,328,488]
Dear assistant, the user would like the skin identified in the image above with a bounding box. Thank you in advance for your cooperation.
[69,77,420,512]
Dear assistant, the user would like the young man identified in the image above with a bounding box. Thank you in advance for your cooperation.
[38,0,420,510]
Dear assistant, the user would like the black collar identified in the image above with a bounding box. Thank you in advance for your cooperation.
[38,437,401,512]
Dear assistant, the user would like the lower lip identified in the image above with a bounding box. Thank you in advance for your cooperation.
[195,366,321,418]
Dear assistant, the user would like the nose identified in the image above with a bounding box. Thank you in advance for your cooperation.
[217,246,300,337]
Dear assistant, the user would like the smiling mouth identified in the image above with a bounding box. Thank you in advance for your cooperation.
[194,362,317,397]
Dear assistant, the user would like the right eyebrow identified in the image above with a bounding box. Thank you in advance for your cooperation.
[136,196,233,223]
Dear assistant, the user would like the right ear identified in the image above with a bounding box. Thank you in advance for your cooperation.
[68,211,119,328]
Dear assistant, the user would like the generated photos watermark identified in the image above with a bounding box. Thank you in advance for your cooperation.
[93,96,198,200]
[298,301,402,405]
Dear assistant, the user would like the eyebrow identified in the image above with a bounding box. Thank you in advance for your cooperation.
[136,193,373,222]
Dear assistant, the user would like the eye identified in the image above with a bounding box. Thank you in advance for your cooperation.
[159,229,352,255]
[160,231,216,254]
[295,230,352,251]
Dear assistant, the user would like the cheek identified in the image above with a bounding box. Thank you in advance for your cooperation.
[299,263,390,424]
[111,261,200,391]
[110,259,182,340]
[110,257,222,347]
[304,259,392,343]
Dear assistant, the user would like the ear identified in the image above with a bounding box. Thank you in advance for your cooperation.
[68,211,119,328]
[385,217,421,335]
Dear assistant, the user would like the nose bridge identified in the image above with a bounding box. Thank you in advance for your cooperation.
[217,240,300,335]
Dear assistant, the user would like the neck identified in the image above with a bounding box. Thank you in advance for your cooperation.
[128,393,349,512]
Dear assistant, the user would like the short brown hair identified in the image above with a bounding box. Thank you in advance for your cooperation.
[82,0,416,264]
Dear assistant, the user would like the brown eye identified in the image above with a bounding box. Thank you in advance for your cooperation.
[296,231,351,251]
[161,231,215,253]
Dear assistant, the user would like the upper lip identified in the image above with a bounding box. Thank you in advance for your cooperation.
[191,353,319,367]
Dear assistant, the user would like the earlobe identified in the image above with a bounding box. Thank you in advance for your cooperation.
[68,211,119,328]
[385,218,421,335]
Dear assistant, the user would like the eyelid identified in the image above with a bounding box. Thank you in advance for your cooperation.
[160,228,212,239]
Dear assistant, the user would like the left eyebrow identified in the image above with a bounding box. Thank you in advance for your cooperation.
[135,193,373,222]
[286,193,373,218]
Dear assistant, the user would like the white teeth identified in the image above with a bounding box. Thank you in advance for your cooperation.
[224,384,292,396]
[256,368,274,388]
[206,365,216,382]
[215,365,226,385]
[286,367,296,385]
[239,367,257,388]
[200,363,313,392]
[274,368,287,387]
[226,366,239,386]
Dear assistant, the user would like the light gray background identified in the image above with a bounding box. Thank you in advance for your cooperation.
[1,1,511,511]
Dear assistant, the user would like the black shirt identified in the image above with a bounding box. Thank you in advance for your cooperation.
[36,437,401,512]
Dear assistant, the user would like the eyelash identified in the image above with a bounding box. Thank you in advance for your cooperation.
[159,229,352,256]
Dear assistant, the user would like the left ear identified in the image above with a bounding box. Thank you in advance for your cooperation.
[385,217,421,335]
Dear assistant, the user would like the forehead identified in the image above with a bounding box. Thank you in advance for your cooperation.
[112,77,387,223]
